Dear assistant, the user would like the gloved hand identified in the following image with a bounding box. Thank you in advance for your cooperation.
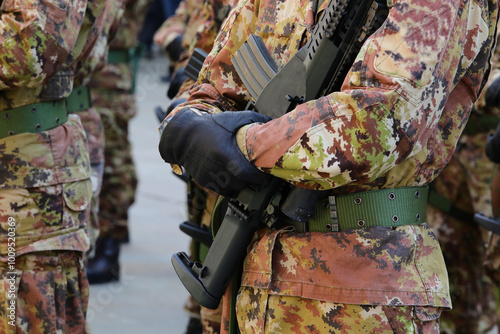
[159,108,272,197]
[486,123,500,163]
[155,98,188,123]
[167,67,188,99]
[165,35,185,63]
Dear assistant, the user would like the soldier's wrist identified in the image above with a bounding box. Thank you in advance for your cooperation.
[236,124,252,160]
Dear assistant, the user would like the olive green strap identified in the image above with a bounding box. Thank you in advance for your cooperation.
[427,186,474,225]
[107,47,141,93]
[108,49,130,64]
[463,114,500,135]
[308,186,428,232]
[0,100,68,138]
[66,85,92,113]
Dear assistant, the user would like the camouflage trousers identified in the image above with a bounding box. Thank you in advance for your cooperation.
[91,89,138,239]
[76,108,105,252]
[0,251,89,334]
[231,287,442,334]
[427,132,498,334]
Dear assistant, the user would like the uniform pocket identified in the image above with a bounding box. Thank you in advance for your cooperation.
[62,179,92,229]
[27,178,91,230]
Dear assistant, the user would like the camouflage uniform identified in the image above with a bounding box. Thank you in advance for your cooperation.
[156,0,239,332]
[89,0,150,241]
[426,19,500,333]
[0,0,108,332]
[160,0,499,332]
[153,0,204,68]
[74,1,126,252]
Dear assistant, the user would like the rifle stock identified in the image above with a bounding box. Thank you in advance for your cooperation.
[171,180,281,309]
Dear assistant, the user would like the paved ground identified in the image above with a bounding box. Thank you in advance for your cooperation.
[87,54,192,334]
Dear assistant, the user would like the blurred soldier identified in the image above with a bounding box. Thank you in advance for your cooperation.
[73,1,126,255]
[426,21,500,333]
[0,0,110,332]
[480,58,500,326]
[152,0,204,84]
[86,0,152,284]
[155,0,239,332]
[159,0,499,332]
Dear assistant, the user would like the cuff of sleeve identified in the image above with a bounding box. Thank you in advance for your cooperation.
[236,124,252,160]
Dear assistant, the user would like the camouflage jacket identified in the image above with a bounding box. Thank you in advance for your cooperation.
[74,0,126,87]
[153,0,200,52]
[89,0,150,91]
[0,0,107,109]
[174,0,240,98]
[162,0,499,307]
[0,0,109,258]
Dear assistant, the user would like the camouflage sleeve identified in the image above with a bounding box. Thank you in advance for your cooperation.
[110,0,151,49]
[163,0,496,192]
[474,19,500,116]
[153,0,193,50]
[0,0,88,89]
[242,0,495,190]
[74,0,125,86]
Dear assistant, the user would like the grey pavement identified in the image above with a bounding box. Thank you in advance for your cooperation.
[87,54,192,334]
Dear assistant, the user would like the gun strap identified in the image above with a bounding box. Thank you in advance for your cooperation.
[286,186,428,232]
[427,186,475,225]
[66,85,92,113]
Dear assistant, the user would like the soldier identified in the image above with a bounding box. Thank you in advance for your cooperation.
[73,1,126,255]
[153,0,204,91]
[0,0,109,332]
[158,0,498,333]
[426,22,500,333]
[155,0,240,332]
[86,0,152,284]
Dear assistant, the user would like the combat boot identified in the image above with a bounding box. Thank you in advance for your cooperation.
[86,236,120,284]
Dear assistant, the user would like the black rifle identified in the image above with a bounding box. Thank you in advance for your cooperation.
[474,213,500,235]
[171,0,389,310]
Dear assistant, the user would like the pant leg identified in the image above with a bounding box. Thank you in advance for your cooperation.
[0,251,89,334]
[235,287,441,334]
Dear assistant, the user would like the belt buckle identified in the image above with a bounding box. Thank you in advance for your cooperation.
[329,196,339,232]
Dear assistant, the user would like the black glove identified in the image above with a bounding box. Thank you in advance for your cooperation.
[159,108,272,197]
[167,67,188,99]
[486,123,500,163]
[165,35,185,63]
[154,98,188,123]
[485,76,500,108]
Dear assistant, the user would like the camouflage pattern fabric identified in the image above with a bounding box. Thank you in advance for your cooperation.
[78,107,106,251]
[153,0,203,58]
[236,287,442,334]
[427,134,498,333]
[90,88,138,239]
[160,0,499,330]
[0,251,89,334]
[154,0,240,99]
[89,0,151,239]
[0,0,90,108]
[486,165,500,282]
[165,0,240,330]
[0,116,92,257]
[426,19,500,334]
[0,0,111,332]
[74,1,127,251]
[481,21,500,312]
